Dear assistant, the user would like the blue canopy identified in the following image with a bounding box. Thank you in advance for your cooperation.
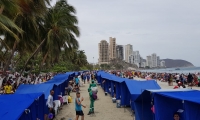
[134,89,195,120]
[66,72,75,77]
[44,74,70,97]
[0,93,45,120]
[15,84,54,99]
[110,75,125,83]
[121,80,161,109]
[45,74,69,85]
[154,90,200,120]
[100,72,112,80]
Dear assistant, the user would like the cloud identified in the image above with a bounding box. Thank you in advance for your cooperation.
[51,0,200,66]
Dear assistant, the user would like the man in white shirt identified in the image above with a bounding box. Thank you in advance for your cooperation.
[176,74,180,83]
[46,90,54,120]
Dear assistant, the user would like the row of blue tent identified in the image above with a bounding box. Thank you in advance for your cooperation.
[1,70,200,120]
[96,71,200,120]
[0,72,77,120]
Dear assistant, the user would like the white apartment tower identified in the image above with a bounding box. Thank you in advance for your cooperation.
[129,55,134,64]
[157,56,160,67]
[116,45,124,60]
[146,56,152,68]
[151,53,157,68]
[98,40,109,64]
[125,44,133,62]
[109,37,116,60]
[133,51,140,64]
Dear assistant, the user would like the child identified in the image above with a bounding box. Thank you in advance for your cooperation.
[75,92,86,120]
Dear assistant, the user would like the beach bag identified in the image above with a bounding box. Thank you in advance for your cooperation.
[48,113,53,119]
[68,96,72,103]
[92,93,97,100]
[58,96,63,104]
[91,86,98,92]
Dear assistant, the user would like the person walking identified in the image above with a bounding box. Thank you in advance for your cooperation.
[188,73,193,86]
[75,76,79,86]
[89,80,97,90]
[75,92,86,120]
[83,74,86,84]
[87,88,96,115]
[87,73,90,84]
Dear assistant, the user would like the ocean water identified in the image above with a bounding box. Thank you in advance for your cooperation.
[139,67,200,74]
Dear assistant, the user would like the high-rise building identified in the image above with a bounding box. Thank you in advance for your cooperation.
[109,37,116,60]
[146,56,152,68]
[125,44,133,62]
[141,60,146,68]
[157,56,160,67]
[151,53,157,68]
[98,40,109,64]
[133,51,140,64]
[116,45,124,60]
[129,54,134,64]
[160,60,166,67]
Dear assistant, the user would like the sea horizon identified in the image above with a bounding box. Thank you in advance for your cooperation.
[139,66,200,74]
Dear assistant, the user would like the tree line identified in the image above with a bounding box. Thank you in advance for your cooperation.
[0,0,91,74]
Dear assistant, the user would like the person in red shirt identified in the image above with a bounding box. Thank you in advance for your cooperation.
[173,82,183,89]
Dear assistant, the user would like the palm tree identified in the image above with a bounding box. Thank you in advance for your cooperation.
[76,50,88,66]
[0,0,23,41]
[3,0,50,73]
[21,0,80,73]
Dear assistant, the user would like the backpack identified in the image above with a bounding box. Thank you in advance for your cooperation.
[92,93,97,100]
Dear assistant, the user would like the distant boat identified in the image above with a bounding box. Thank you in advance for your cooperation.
[175,68,180,70]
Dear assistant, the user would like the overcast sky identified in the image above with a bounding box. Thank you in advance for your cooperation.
[52,0,200,66]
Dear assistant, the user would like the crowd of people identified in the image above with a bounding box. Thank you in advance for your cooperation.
[0,72,55,94]
[101,70,200,89]
[46,71,98,120]
[1,70,195,120]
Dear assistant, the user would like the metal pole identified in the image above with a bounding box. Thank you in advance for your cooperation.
[93,57,94,70]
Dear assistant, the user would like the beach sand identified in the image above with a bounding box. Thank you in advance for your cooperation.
[55,83,133,120]
[55,77,200,120]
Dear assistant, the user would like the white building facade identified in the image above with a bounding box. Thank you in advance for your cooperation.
[151,53,157,68]
[133,51,140,64]
[128,54,134,64]
[125,44,133,62]
[146,56,152,68]
[157,56,160,67]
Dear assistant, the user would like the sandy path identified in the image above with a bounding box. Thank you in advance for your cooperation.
[55,82,134,120]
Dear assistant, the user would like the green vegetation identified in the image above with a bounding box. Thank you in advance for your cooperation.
[95,58,138,70]
[0,0,91,74]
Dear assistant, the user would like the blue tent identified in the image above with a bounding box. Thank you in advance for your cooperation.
[134,89,194,120]
[121,80,161,109]
[15,84,54,99]
[96,71,104,83]
[16,74,70,99]
[0,93,45,120]
[109,75,125,98]
[98,72,126,99]
[100,72,112,92]
[47,74,69,84]
[154,90,200,120]
[15,73,71,115]
[66,72,75,78]
[45,74,70,97]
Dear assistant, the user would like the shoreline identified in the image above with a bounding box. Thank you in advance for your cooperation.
[137,66,200,74]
